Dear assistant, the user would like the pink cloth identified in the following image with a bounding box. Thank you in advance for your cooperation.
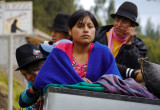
[55,42,94,77]
[72,58,88,77]
[70,43,94,77]
[108,27,126,52]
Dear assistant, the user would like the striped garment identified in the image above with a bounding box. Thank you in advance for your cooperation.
[18,82,42,108]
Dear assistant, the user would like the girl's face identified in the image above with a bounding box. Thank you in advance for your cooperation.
[21,69,39,83]
[51,30,68,43]
[69,17,96,45]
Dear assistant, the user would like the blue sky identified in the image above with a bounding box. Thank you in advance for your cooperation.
[79,0,160,33]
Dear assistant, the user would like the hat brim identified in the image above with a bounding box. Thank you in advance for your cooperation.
[39,43,54,53]
[111,14,139,26]
[48,26,68,33]
[39,39,72,56]
[15,57,46,71]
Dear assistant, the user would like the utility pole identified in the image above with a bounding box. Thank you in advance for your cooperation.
[8,34,13,110]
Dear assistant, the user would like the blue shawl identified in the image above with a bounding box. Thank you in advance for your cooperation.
[34,42,122,89]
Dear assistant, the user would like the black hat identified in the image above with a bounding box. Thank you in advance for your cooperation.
[48,13,71,33]
[15,44,46,71]
[111,1,139,26]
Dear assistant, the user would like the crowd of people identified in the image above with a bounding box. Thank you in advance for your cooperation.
[15,1,159,110]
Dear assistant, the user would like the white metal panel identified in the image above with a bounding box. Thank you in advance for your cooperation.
[43,87,160,110]
[45,92,160,110]
[0,35,27,66]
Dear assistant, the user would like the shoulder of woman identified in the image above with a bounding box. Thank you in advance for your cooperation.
[94,42,110,51]
[54,42,72,52]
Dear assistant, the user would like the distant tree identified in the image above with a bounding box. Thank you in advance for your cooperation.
[106,0,115,25]
[145,18,155,38]
[135,18,142,34]
[74,0,84,10]
[91,0,107,26]
[33,0,76,34]
[92,0,107,17]
[155,25,160,40]
[143,37,160,64]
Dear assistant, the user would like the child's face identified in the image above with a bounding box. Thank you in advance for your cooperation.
[21,69,39,83]
[51,29,67,44]
[69,17,96,45]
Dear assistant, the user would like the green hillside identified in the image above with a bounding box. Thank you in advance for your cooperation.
[0,72,26,110]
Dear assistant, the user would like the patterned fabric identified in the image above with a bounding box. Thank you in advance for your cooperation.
[72,58,88,77]
[34,42,122,89]
[69,43,94,77]
[18,87,41,108]
[26,81,33,110]
[19,81,42,108]
[44,74,157,99]
[96,74,157,99]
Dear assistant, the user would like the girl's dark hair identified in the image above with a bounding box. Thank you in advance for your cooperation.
[21,59,45,74]
[68,10,98,30]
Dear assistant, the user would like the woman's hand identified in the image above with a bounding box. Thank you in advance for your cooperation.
[82,77,92,83]
[135,69,144,83]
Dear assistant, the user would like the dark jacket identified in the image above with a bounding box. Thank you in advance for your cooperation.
[93,25,147,78]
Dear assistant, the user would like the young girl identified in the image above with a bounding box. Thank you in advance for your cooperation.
[34,10,122,89]
[15,44,46,109]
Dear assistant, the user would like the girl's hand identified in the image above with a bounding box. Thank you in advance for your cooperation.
[35,98,40,106]
[82,77,92,83]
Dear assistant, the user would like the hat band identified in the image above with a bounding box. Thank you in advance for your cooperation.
[25,54,44,63]
[18,54,44,68]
